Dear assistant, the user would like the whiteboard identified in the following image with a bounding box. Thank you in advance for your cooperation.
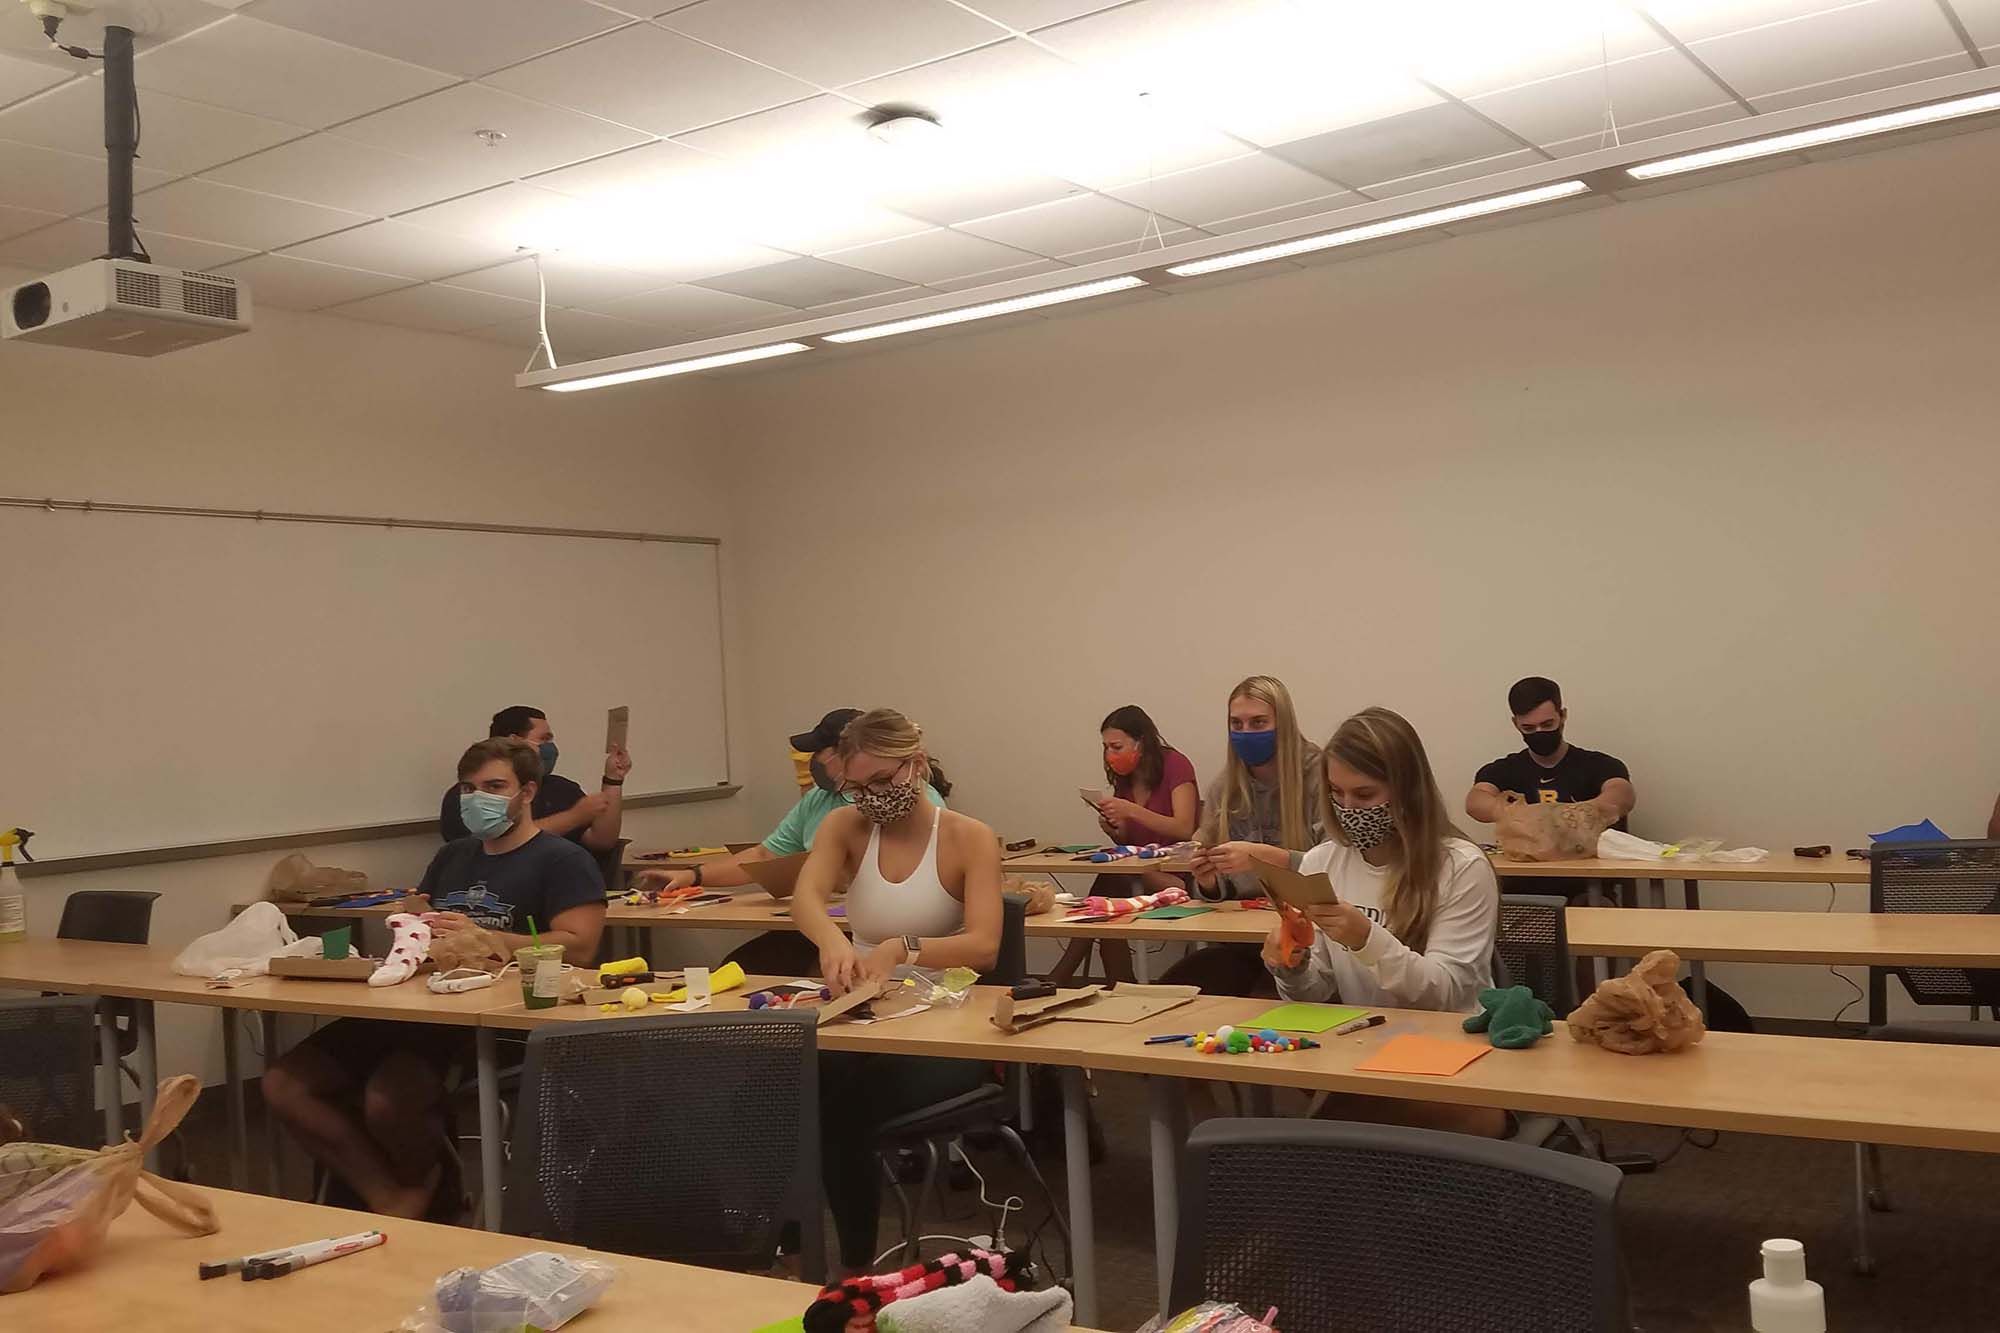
[1,508,729,859]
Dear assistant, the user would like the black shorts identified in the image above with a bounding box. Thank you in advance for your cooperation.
[299,1018,478,1085]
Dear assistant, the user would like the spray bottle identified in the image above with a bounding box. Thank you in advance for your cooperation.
[1750,1238,1826,1332]
[0,828,33,943]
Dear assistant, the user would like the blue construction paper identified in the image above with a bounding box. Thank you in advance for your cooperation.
[1871,819,1950,843]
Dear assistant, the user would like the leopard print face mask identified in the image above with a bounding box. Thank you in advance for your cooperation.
[1331,800,1396,852]
[852,779,919,826]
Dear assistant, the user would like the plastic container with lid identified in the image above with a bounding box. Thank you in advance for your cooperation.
[1749,1238,1826,1333]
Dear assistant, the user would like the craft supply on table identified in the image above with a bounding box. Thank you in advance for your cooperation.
[1067,887,1190,921]
[747,982,832,1010]
[1354,1034,1491,1076]
[1329,1013,1385,1037]
[1179,1025,1322,1055]
[1136,903,1215,920]
[404,1251,616,1332]
[243,1228,385,1280]
[1245,1002,1370,1034]
[1463,985,1555,1048]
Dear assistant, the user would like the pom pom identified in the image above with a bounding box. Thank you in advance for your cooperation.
[1227,1031,1250,1053]
[747,992,769,1010]
[1260,1028,1280,1042]
[1216,1025,1235,1041]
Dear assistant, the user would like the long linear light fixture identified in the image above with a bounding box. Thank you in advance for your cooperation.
[1629,88,2000,180]
[823,274,1147,343]
[1166,180,1590,278]
[540,340,810,392]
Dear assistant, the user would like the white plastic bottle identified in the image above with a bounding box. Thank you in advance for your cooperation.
[1750,1238,1826,1332]
[0,861,23,943]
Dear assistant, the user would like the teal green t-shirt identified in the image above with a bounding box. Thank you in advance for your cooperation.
[761,784,945,856]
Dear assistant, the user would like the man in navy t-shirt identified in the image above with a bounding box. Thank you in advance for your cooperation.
[263,738,605,1221]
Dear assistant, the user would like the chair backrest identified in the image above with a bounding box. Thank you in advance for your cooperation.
[589,838,630,895]
[505,1010,821,1274]
[1495,893,1577,1012]
[1171,1118,1629,1333]
[1870,840,2000,1009]
[980,893,1028,987]
[0,996,103,1148]
[57,890,160,944]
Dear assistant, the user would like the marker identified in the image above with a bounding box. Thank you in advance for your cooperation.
[199,1243,298,1279]
[1145,1033,1194,1044]
[245,1230,385,1280]
[1330,1013,1385,1037]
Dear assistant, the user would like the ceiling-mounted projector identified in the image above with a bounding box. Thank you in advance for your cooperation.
[4,258,251,355]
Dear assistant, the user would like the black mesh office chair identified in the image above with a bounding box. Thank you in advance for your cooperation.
[1493,894,1598,1156]
[0,996,103,1148]
[873,894,1071,1272]
[504,1009,823,1276]
[1171,1118,1630,1332]
[56,890,160,1096]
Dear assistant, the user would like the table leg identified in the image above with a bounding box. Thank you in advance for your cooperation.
[1681,881,1710,1010]
[1133,941,1152,983]
[1061,1067,1097,1325]
[222,1009,247,1190]
[259,1011,281,1196]
[98,1001,123,1145]
[135,1000,159,1170]
[477,1028,504,1232]
[1146,1076,1184,1318]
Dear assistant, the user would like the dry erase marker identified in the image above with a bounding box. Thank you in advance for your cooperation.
[248,1230,384,1279]
[1331,1014,1385,1037]
[199,1242,298,1279]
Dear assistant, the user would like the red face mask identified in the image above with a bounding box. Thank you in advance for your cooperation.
[1105,748,1141,776]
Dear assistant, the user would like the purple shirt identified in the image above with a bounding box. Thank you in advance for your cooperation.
[1114,749,1198,844]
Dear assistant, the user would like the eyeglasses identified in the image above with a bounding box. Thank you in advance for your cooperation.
[839,760,911,801]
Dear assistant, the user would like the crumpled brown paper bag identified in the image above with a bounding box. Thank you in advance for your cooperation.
[1567,949,1706,1054]
[263,852,370,903]
[1493,792,1613,862]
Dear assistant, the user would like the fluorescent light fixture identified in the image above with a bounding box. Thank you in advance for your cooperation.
[823,275,1147,344]
[540,341,810,392]
[1627,89,2000,180]
[1165,179,1592,277]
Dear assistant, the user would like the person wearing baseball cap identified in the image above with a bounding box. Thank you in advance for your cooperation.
[633,708,945,896]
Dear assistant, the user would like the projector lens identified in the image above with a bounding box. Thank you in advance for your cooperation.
[11,282,51,331]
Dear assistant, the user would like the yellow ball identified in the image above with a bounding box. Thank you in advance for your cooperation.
[620,987,649,1011]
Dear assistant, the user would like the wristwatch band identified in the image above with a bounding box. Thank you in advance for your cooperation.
[901,934,922,965]
[692,865,704,888]
[602,776,624,787]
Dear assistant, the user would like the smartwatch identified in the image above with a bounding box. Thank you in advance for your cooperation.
[900,934,922,966]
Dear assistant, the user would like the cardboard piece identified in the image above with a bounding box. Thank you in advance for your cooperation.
[605,704,630,754]
[742,852,810,901]
[1247,1002,1370,1034]
[1253,860,1339,909]
[815,979,923,1026]
[991,982,1198,1034]
[1355,1034,1492,1077]
[269,955,377,981]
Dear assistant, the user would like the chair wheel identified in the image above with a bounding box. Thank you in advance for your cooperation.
[1866,1189,1892,1213]
[1851,1255,1878,1276]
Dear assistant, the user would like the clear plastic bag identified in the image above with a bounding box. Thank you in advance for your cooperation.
[398,1252,617,1332]
[1138,1302,1279,1333]
[896,965,979,1009]
[171,901,312,979]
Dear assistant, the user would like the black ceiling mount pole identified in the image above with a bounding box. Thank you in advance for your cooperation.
[103,24,140,262]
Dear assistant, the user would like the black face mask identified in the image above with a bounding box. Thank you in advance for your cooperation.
[808,755,838,792]
[1523,728,1564,757]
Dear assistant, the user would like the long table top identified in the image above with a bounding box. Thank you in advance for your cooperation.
[1,1185,1107,1332]
[1492,851,1870,884]
[10,942,2000,1154]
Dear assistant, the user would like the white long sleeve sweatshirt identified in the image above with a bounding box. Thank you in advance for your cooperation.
[1271,836,1498,1013]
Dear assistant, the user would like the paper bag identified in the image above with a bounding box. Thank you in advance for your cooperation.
[1493,793,1613,862]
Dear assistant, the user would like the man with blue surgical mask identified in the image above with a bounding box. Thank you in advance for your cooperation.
[437,704,630,849]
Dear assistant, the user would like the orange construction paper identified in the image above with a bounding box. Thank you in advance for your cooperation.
[1354,1034,1492,1077]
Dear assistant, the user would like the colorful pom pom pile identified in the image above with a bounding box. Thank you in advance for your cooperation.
[1184,1024,1321,1055]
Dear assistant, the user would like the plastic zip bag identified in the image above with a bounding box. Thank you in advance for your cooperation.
[398,1251,617,1332]
[1138,1302,1279,1333]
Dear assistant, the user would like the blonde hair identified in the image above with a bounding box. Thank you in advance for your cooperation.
[1319,707,1463,954]
[838,708,932,783]
[1202,675,1312,851]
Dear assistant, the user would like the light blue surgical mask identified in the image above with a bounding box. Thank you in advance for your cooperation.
[459,790,516,840]
[537,741,559,775]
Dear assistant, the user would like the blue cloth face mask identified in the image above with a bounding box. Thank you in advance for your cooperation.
[1228,729,1279,767]
[459,790,517,840]
[537,741,559,775]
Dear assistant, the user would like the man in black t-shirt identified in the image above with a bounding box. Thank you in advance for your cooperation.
[265,738,606,1221]
[437,704,631,850]
[1466,676,1636,833]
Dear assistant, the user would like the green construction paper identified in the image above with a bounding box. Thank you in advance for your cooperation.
[1136,904,1216,920]
[1247,1002,1370,1034]
[748,1320,805,1333]
[320,925,352,961]
[1048,843,1099,853]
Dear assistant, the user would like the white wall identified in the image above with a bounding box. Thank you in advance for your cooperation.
[716,127,2000,1021]
[1,295,762,1081]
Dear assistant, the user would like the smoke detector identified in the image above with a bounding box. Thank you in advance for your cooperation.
[867,109,942,148]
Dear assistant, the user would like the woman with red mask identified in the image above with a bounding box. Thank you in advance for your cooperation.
[1049,704,1200,984]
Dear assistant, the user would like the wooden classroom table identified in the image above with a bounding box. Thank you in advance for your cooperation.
[621,842,758,873]
[2,1185,1112,1333]
[1566,907,2000,966]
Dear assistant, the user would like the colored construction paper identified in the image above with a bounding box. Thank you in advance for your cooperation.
[320,925,352,961]
[1137,904,1216,920]
[1247,1003,1370,1034]
[1355,1034,1492,1077]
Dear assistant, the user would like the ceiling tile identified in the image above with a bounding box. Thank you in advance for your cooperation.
[0,203,64,241]
[326,281,537,332]
[927,256,1066,289]
[113,177,370,249]
[1641,0,1872,46]
[526,138,717,197]
[1954,0,2000,45]
[0,52,74,105]
[1542,99,1745,156]
[1685,0,1966,109]
[464,308,664,360]
[202,133,515,214]
[442,255,670,308]
[0,0,229,71]
[243,0,628,77]
[0,78,304,174]
[1362,147,1547,199]
[210,251,411,309]
[1202,192,1370,235]
[824,227,1043,285]
[134,14,452,128]
[693,255,905,306]
[335,82,649,178]
[484,23,814,136]
[1033,0,1440,147]
[1746,53,1974,115]
[1269,101,1527,191]
[1061,226,1200,265]
[1469,48,1737,150]
[395,182,573,241]
[1106,152,1354,226]
[957,191,1182,256]
[0,216,253,272]
[808,287,925,316]
[279,219,525,279]
[954,1,1129,28]
[663,0,1006,87]
[0,139,173,214]
[1415,1,1670,100]
[589,282,798,330]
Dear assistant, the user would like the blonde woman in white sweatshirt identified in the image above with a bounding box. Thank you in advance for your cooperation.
[1260,706,1503,1134]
